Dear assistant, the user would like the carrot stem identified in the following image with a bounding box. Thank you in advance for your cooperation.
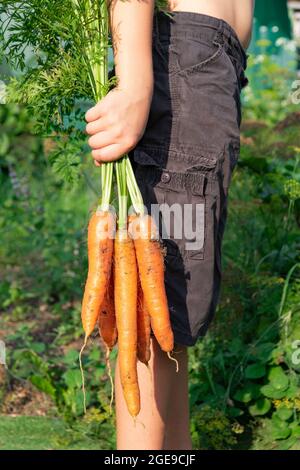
[100,162,113,211]
[115,158,128,230]
[126,157,144,215]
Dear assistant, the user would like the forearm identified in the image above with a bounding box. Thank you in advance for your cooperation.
[108,0,155,95]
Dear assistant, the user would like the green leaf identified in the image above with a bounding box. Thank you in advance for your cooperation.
[270,415,291,440]
[290,425,300,438]
[284,375,300,399]
[0,133,10,156]
[268,367,289,391]
[233,383,261,403]
[233,389,252,403]
[52,152,81,186]
[248,342,275,364]
[274,407,293,421]
[245,363,266,379]
[63,369,82,389]
[189,382,211,407]
[30,342,46,354]
[227,407,244,418]
[89,347,101,362]
[240,156,270,174]
[63,349,79,365]
[277,437,297,450]
[249,397,271,416]
[30,375,56,398]
[260,384,287,399]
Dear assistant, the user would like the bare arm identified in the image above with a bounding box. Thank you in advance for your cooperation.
[86,0,155,164]
[109,0,154,92]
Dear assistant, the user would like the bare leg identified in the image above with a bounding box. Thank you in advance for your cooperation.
[163,345,192,450]
[115,337,188,450]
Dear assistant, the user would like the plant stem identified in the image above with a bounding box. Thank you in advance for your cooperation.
[125,157,144,215]
[73,2,142,220]
[115,158,128,230]
[100,162,113,211]
[73,1,112,209]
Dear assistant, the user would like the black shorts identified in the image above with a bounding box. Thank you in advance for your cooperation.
[130,11,248,346]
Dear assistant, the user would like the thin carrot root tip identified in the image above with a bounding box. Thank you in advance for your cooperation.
[79,336,88,414]
[105,347,114,414]
[167,351,179,373]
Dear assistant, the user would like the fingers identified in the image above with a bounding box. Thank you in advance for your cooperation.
[88,131,114,150]
[86,117,107,135]
[91,143,125,163]
[85,90,140,164]
[85,100,106,123]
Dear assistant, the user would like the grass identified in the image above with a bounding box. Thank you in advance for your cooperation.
[0,415,103,450]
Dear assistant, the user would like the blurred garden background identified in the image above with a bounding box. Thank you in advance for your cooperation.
[0,0,300,450]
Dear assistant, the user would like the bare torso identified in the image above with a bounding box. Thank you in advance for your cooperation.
[167,0,255,48]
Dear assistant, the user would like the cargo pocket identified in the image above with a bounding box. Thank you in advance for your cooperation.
[135,160,219,263]
[183,152,219,260]
[185,178,206,260]
[157,160,218,262]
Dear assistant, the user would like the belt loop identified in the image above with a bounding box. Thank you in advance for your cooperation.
[214,21,225,47]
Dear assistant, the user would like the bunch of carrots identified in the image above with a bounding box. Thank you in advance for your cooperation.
[81,158,175,418]
[71,0,174,418]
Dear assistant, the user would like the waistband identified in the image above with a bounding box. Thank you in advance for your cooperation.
[153,10,248,70]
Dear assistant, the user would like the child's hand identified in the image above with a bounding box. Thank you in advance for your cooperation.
[85,85,153,165]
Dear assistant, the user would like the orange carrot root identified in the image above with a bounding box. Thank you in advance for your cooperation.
[114,229,140,418]
[137,280,151,366]
[130,214,174,353]
[98,270,117,350]
[81,210,115,338]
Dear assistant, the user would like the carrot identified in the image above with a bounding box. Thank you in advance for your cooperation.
[130,214,174,353]
[137,281,151,366]
[98,269,117,351]
[81,209,115,339]
[97,268,117,413]
[114,229,140,417]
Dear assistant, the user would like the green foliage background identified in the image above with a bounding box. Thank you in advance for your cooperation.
[0,1,300,450]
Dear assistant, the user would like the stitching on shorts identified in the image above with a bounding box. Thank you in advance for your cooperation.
[133,144,223,169]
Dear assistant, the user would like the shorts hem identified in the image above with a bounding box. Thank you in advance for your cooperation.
[172,326,202,347]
